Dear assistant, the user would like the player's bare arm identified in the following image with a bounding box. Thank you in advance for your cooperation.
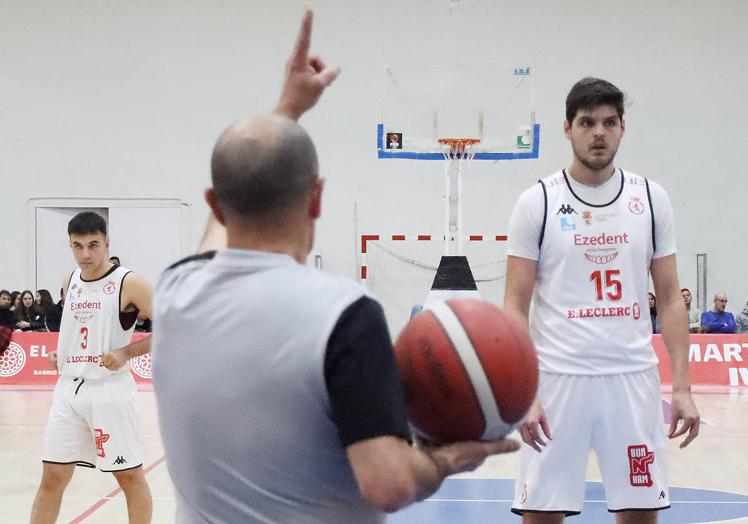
[346,435,518,512]
[100,272,153,371]
[504,255,552,452]
[46,272,75,371]
[651,254,700,448]
[197,6,339,255]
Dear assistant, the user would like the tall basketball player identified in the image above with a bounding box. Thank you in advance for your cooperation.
[30,212,153,524]
[504,78,700,523]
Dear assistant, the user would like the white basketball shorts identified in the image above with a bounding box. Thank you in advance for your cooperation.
[42,371,142,472]
[512,368,670,516]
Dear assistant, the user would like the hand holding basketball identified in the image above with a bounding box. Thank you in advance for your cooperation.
[426,438,520,477]
[275,6,340,120]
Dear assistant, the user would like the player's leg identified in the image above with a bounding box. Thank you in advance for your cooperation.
[92,372,151,522]
[32,377,95,523]
[594,369,669,520]
[615,509,657,524]
[112,466,152,524]
[522,512,565,524]
[29,462,75,524]
[512,373,592,520]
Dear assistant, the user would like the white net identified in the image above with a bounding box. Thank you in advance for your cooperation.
[363,236,507,338]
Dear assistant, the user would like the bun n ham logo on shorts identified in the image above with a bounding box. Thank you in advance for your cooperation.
[628,444,654,487]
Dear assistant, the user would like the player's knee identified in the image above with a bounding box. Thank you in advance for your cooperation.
[112,467,145,489]
[40,464,74,491]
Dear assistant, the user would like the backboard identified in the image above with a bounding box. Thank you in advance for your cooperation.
[378,63,539,160]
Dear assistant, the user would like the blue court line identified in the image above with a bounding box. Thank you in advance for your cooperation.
[390,479,748,523]
[376,123,540,160]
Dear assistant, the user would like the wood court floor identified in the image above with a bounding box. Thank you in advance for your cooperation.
[1,389,747,523]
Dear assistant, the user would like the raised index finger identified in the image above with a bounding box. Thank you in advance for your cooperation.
[290,6,313,67]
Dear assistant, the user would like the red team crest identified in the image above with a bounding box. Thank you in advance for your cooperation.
[95,428,110,457]
[628,444,654,487]
[632,302,641,320]
[628,197,645,215]
[104,281,116,295]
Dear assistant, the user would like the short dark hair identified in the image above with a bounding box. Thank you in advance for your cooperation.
[109,256,121,265]
[681,288,691,294]
[211,116,318,220]
[566,77,625,124]
[0,290,10,299]
[68,212,107,237]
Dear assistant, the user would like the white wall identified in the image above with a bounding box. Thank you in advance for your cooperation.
[1,0,746,311]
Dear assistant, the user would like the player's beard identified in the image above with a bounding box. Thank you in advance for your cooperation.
[572,141,619,172]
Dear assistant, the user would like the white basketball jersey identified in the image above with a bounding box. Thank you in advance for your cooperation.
[531,169,660,374]
[58,265,138,379]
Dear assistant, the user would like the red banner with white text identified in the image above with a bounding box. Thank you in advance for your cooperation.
[2,333,746,388]
[654,334,748,388]
[0,332,152,387]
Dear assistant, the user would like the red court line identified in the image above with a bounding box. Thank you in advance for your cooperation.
[69,455,166,523]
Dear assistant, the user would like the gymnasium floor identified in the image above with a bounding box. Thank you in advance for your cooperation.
[2,389,747,523]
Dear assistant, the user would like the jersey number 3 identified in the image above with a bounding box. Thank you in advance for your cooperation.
[80,327,89,350]
[591,270,622,301]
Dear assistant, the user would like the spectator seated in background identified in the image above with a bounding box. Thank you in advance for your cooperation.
[10,291,21,312]
[14,290,39,331]
[736,299,748,334]
[0,290,14,329]
[700,293,736,334]
[648,292,659,334]
[109,255,121,267]
[681,288,701,333]
[31,289,63,332]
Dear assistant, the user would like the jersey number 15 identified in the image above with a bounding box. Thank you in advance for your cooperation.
[591,270,622,301]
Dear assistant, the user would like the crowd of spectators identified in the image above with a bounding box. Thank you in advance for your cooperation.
[649,288,748,334]
[0,285,150,334]
[0,288,63,332]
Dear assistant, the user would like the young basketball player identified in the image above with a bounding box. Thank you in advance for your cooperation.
[504,78,700,523]
[30,212,153,524]
[151,8,518,523]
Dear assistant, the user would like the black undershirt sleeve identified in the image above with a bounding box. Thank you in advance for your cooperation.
[324,296,411,447]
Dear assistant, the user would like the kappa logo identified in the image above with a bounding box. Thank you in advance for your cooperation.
[113,456,127,465]
[556,204,578,215]
[628,444,655,487]
[628,197,645,215]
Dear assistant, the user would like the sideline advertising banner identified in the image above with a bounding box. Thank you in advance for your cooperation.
[0,332,151,387]
[2,333,746,388]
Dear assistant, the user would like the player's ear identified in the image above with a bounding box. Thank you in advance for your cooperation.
[563,119,572,140]
[309,178,324,219]
[204,188,227,226]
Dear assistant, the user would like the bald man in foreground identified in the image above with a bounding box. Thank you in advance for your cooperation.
[151,8,518,524]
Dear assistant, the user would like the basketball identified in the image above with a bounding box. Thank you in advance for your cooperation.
[394,298,538,443]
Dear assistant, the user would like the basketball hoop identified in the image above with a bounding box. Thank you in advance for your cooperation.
[438,138,480,257]
[438,138,480,160]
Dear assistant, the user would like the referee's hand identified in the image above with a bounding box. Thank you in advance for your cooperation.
[274,6,340,121]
